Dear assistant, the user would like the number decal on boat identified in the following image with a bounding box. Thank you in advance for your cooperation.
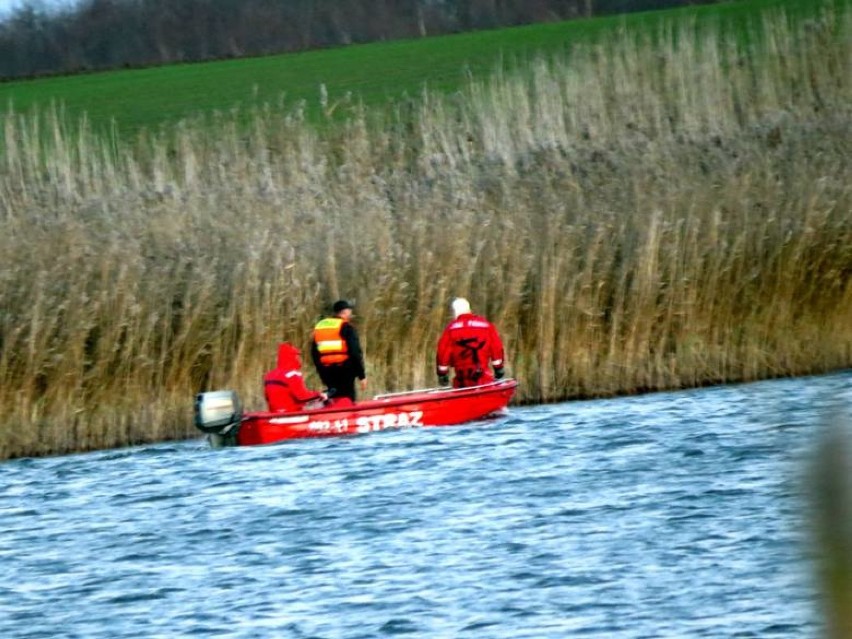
[308,419,349,433]
[355,411,423,433]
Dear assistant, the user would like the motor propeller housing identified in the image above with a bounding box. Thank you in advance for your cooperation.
[194,390,242,435]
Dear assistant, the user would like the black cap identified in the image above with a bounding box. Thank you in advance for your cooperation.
[332,299,353,313]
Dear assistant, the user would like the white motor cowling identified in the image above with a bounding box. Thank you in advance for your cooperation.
[194,390,242,435]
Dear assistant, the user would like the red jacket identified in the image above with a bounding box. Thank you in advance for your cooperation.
[436,313,505,387]
[263,343,323,412]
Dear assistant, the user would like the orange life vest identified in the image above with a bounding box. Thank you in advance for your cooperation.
[313,318,349,365]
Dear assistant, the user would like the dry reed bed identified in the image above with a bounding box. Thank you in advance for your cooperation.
[0,8,849,459]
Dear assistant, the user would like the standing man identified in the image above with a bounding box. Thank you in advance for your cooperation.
[311,299,368,402]
[436,297,506,388]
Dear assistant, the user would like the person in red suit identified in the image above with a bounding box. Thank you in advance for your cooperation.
[436,297,506,388]
[263,343,328,412]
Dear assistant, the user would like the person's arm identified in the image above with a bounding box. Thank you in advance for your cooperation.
[489,323,505,377]
[286,372,326,404]
[436,326,452,384]
[342,323,366,379]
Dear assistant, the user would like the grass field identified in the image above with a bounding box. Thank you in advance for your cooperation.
[0,0,838,137]
[0,0,849,459]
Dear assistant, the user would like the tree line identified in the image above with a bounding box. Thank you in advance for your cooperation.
[1,0,723,80]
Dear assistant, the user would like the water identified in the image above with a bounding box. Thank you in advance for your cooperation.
[1,372,850,638]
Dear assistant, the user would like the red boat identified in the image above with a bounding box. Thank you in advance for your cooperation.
[194,378,518,447]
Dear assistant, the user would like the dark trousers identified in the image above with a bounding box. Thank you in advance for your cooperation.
[317,365,358,401]
[453,367,494,388]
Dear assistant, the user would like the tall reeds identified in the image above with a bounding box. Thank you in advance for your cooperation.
[0,6,849,459]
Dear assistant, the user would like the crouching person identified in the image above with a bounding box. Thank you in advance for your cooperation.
[264,343,328,412]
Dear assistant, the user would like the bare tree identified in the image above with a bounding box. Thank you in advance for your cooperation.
[0,0,724,79]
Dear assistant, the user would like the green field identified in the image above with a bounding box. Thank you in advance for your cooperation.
[0,0,835,137]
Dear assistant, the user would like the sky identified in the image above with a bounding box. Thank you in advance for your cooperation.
[0,1,23,16]
[0,0,73,18]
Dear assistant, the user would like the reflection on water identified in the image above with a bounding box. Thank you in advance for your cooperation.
[1,371,849,638]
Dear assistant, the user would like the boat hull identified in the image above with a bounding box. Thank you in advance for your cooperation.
[234,379,518,446]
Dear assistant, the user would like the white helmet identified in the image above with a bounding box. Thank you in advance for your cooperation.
[451,297,471,318]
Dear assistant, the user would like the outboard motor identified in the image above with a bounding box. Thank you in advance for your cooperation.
[194,390,242,447]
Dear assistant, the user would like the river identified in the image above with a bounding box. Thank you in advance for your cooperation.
[2,371,850,638]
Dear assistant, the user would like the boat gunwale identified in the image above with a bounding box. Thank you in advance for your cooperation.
[241,378,518,422]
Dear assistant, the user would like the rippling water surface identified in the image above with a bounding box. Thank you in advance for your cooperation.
[2,372,850,638]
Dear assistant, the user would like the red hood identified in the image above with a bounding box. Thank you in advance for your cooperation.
[276,342,302,370]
